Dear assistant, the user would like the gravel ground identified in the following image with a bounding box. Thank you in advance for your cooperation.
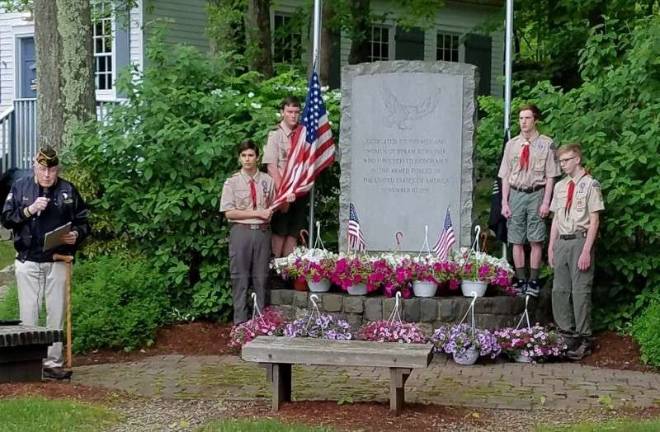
[106,398,236,432]
[104,397,646,432]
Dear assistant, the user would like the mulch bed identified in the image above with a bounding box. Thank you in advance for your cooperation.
[74,322,656,373]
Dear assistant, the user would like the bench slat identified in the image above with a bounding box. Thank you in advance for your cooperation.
[242,336,433,369]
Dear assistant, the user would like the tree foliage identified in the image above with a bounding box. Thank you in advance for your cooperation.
[65,33,341,319]
[478,15,660,329]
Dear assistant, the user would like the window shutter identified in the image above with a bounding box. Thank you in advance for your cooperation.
[395,27,424,61]
[464,33,492,96]
[114,7,131,98]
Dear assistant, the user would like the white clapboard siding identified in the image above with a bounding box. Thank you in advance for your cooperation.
[0,11,32,112]
[144,0,209,53]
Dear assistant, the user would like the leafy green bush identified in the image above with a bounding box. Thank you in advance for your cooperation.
[65,32,341,320]
[632,299,660,367]
[476,15,660,329]
[72,252,170,353]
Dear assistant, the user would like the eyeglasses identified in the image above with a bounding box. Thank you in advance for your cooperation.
[559,156,577,164]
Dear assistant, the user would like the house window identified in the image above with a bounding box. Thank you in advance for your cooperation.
[273,13,301,63]
[437,32,459,62]
[93,0,113,91]
[369,25,390,62]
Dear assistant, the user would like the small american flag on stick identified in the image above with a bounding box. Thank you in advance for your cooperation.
[433,207,456,260]
[348,203,366,252]
[270,70,335,209]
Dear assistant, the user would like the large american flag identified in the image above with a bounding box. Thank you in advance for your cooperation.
[348,203,366,251]
[270,71,335,209]
[433,207,455,260]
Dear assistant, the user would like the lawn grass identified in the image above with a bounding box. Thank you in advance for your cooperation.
[197,419,335,432]
[536,418,660,432]
[0,397,119,432]
[0,239,15,269]
[0,282,18,320]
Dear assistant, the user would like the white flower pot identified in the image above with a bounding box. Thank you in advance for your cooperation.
[412,280,438,297]
[347,283,367,296]
[453,346,479,365]
[308,278,331,293]
[461,280,487,297]
[514,352,532,363]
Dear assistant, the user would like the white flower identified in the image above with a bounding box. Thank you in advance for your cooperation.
[248,92,255,98]
[250,102,262,109]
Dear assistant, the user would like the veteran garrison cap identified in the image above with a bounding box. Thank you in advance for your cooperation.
[36,146,59,167]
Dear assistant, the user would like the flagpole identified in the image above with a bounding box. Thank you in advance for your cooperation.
[502,0,514,260]
[308,0,322,249]
[504,0,513,133]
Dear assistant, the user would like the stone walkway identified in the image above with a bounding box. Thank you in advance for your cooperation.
[73,354,660,411]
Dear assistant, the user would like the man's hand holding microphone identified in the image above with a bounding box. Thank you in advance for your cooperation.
[28,196,49,216]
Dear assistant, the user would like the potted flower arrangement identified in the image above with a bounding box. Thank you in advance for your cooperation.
[280,258,308,291]
[493,325,566,362]
[229,308,286,348]
[359,320,426,343]
[430,323,500,365]
[329,255,376,295]
[455,250,513,297]
[303,258,335,293]
[410,257,438,297]
[431,260,462,295]
[284,311,353,340]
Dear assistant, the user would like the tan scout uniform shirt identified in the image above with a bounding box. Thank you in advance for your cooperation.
[550,174,605,235]
[263,122,295,172]
[220,171,275,225]
[498,134,560,189]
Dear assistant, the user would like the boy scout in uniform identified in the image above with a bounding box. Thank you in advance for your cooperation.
[220,140,275,324]
[548,144,604,360]
[498,104,561,297]
[263,96,307,258]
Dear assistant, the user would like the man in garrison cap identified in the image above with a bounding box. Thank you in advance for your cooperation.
[1,147,90,380]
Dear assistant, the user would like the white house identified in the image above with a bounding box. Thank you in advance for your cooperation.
[0,0,504,170]
[271,0,505,97]
[0,0,209,170]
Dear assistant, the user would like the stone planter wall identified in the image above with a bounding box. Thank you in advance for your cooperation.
[270,289,553,333]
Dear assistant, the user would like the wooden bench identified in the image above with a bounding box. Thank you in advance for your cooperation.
[0,324,63,382]
[242,336,433,415]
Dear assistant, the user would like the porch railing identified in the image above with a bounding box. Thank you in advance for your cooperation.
[0,98,121,172]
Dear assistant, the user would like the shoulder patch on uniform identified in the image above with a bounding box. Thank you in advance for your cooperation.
[591,179,601,189]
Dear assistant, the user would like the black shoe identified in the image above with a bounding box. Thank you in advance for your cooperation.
[526,279,540,298]
[512,279,527,296]
[566,340,592,361]
[43,367,73,380]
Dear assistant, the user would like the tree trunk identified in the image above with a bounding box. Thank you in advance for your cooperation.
[56,0,96,148]
[34,0,64,150]
[245,0,273,77]
[348,0,370,65]
[319,0,336,85]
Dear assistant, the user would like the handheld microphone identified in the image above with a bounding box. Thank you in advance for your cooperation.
[37,187,49,217]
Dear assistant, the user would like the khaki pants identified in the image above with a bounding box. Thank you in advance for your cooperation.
[15,260,67,368]
[229,225,272,324]
[551,237,594,338]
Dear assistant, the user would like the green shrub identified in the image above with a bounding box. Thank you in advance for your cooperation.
[0,282,18,321]
[631,299,660,367]
[65,32,341,320]
[72,252,170,353]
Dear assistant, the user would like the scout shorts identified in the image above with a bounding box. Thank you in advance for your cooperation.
[271,195,309,237]
[507,188,546,244]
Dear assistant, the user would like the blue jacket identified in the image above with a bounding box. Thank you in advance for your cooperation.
[1,176,90,262]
